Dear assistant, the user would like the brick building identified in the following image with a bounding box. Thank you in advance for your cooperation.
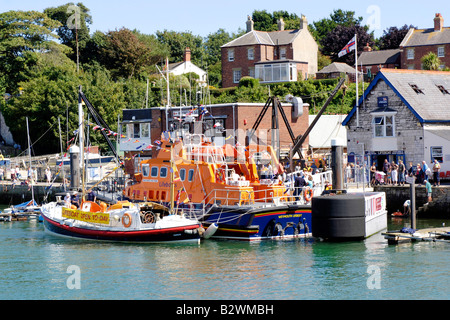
[221,15,318,88]
[119,101,310,176]
[343,69,450,173]
[400,13,450,70]
[358,46,401,79]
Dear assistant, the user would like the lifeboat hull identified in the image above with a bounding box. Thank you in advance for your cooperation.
[201,204,312,241]
[41,214,201,243]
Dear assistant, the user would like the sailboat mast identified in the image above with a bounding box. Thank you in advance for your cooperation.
[26,117,35,203]
[79,86,85,200]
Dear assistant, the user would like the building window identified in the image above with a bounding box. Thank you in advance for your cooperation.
[233,69,241,83]
[248,47,254,60]
[140,123,149,138]
[280,47,286,59]
[228,49,234,62]
[127,123,149,138]
[409,83,424,94]
[431,147,443,163]
[437,85,450,94]
[372,115,395,138]
[407,49,415,60]
[438,46,445,58]
[255,63,297,83]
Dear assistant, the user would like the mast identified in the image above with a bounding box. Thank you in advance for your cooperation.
[58,117,66,191]
[78,86,85,200]
[169,142,175,215]
[26,117,35,203]
[355,33,359,128]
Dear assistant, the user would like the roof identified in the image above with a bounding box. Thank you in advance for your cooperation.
[400,27,450,47]
[123,109,152,122]
[221,29,302,48]
[342,69,450,126]
[309,115,347,148]
[358,49,401,66]
[316,62,357,74]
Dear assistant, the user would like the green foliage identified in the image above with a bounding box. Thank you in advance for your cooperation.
[421,52,441,71]
[0,5,411,156]
[238,77,259,88]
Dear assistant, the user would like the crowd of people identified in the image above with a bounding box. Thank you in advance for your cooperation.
[0,165,53,186]
[369,159,441,187]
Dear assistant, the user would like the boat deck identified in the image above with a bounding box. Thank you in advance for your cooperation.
[382,227,450,245]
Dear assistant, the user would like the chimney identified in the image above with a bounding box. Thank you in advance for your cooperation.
[184,47,191,62]
[434,13,444,32]
[363,43,372,52]
[246,15,254,32]
[300,15,308,30]
[277,18,285,31]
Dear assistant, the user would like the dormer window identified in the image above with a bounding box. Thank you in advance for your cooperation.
[436,85,450,94]
[409,83,424,94]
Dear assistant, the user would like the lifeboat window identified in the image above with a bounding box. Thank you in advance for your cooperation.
[142,164,150,177]
[149,190,154,199]
[161,191,167,200]
[180,168,186,181]
[188,169,194,182]
[160,167,168,178]
[151,166,159,177]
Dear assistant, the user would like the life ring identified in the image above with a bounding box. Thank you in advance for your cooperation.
[304,188,313,202]
[122,213,132,228]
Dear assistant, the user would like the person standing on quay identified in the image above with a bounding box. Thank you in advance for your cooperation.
[432,159,441,186]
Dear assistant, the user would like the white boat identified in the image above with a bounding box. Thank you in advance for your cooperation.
[41,200,202,243]
[41,87,202,243]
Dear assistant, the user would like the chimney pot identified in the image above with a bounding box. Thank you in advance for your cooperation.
[246,15,254,32]
[363,43,372,52]
[300,15,308,30]
[434,13,444,32]
[184,47,191,62]
[277,18,285,31]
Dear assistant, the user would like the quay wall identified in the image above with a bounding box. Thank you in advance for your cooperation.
[0,182,65,205]
[374,185,450,218]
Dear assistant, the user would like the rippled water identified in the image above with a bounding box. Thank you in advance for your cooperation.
[0,216,449,300]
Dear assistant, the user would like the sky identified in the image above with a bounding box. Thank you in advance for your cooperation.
[1,0,449,39]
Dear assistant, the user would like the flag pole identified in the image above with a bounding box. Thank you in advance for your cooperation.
[355,34,359,128]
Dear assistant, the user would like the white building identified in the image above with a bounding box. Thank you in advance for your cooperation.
[169,47,207,82]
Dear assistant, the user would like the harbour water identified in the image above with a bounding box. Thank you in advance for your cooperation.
[0,207,449,300]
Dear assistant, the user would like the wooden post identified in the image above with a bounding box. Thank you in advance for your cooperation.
[410,176,416,229]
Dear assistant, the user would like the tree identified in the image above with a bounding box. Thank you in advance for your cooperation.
[310,9,363,42]
[422,52,441,70]
[155,30,204,65]
[0,10,63,92]
[378,25,415,50]
[251,10,300,31]
[320,24,374,64]
[44,3,92,64]
[101,28,161,79]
